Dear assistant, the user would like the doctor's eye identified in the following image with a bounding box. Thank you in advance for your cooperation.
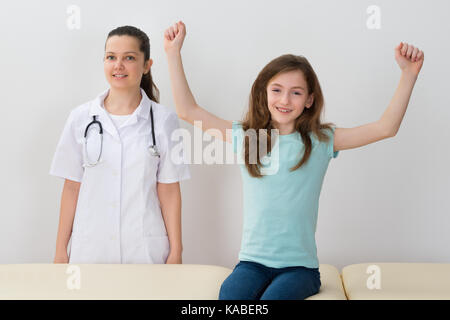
[126,56,135,60]
[106,55,115,60]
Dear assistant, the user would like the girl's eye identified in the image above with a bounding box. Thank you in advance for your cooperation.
[293,92,302,95]
[272,89,281,93]
[106,56,115,60]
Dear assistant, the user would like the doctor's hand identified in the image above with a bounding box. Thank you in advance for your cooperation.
[164,21,186,55]
[53,252,69,264]
[166,251,182,264]
[395,42,424,77]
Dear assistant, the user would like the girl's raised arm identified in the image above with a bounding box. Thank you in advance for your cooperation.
[333,42,424,152]
[164,21,233,143]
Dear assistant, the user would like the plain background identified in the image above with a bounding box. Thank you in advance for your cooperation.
[0,0,449,271]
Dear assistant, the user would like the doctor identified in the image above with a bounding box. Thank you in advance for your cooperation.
[50,26,190,264]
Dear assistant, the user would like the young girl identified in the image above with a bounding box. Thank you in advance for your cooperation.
[50,26,190,264]
[164,21,424,299]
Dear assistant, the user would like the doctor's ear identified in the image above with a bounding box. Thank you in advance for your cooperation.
[143,59,153,75]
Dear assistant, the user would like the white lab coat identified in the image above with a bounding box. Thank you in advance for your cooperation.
[50,88,190,264]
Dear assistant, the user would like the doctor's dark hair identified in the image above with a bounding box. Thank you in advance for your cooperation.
[106,26,160,102]
[241,54,336,178]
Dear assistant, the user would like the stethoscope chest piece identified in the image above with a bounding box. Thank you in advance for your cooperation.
[149,145,160,157]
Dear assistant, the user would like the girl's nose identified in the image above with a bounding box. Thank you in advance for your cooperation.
[280,93,290,105]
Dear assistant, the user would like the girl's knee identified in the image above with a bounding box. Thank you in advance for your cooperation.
[218,277,233,300]
[218,263,269,300]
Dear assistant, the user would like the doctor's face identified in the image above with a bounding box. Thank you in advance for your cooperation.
[104,35,152,90]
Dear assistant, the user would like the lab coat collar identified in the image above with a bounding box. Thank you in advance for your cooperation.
[89,88,151,119]
[88,88,152,140]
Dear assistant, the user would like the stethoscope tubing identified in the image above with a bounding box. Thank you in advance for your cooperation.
[84,106,159,167]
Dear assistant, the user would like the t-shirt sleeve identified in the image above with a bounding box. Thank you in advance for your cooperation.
[49,110,84,182]
[232,121,244,155]
[157,112,191,183]
[327,126,339,159]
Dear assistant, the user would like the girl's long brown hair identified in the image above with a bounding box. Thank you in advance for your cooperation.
[241,54,335,178]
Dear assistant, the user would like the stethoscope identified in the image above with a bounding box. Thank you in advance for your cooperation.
[83,105,159,167]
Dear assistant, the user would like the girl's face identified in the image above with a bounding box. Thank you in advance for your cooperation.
[266,70,314,134]
[104,35,152,90]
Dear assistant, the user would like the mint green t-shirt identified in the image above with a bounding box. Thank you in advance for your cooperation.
[232,121,339,268]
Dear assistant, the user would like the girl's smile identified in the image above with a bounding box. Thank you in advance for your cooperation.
[275,106,293,113]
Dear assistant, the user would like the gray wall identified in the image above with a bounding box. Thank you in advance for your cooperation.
[0,0,449,270]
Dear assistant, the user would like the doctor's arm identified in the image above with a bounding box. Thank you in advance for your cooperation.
[333,42,424,152]
[54,179,80,263]
[157,182,183,264]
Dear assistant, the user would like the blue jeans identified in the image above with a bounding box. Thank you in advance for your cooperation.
[219,260,321,300]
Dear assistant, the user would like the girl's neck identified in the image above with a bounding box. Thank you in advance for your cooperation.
[104,87,142,115]
[273,122,295,135]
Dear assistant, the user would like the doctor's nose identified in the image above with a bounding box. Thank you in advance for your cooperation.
[113,58,125,69]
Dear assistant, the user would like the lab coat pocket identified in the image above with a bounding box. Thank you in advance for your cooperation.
[144,235,170,264]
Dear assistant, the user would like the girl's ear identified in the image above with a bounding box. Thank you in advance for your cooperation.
[306,93,314,108]
[144,59,153,75]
